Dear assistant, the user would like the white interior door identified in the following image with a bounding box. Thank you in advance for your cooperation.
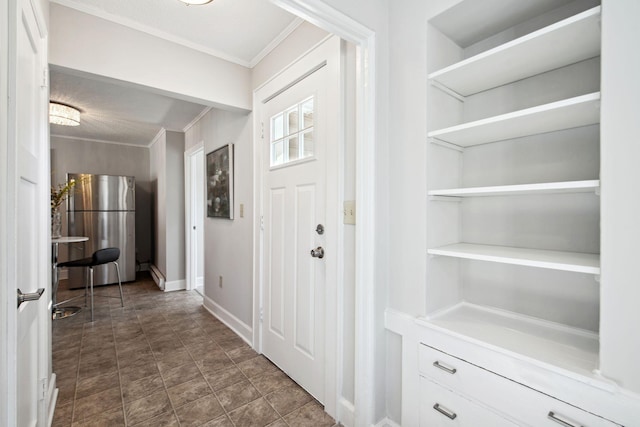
[259,37,340,403]
[4,0,50,425]
[186,145,205,293]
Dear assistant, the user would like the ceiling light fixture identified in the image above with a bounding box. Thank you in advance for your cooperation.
[49,102,80,126]
[178,0,214,5]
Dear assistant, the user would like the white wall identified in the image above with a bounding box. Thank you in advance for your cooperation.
[48,3,251,112]
[599,0,640,393]
[252,21,329,89]
[50,137,153,267]
[185,109,253,334]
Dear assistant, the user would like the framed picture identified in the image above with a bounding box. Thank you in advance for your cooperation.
[206,144,234,219]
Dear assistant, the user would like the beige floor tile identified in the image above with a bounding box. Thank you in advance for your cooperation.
[166,376,212,408]
[161,360,202,388]
[237,356,278,379]
[75,371,119,399]
[125,389,173,426]
[130,410,179,427]
[72,406,124,426]
[228,397,280,427]
[282,401,335,427]
[251,369,295,395]
[264,385,313,416]
[174,394,225,427]
[72,386,122,421]
[121,373,165,403]
[216,380,262,412]
[203,365,246,392]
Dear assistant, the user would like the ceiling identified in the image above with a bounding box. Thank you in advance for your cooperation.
[49,0,300,147]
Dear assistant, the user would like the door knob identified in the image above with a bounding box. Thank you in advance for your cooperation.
[17,288,45,308]
[310,247,325,259]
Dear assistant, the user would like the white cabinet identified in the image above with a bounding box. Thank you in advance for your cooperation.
[419,345,620,426]
[419,376,517,427]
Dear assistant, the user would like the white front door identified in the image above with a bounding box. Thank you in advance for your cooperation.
[2,0,50,426]
[258,36,341,403]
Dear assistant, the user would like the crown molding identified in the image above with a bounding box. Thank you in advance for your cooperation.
[249,17,304,68]
[50,133,151,148]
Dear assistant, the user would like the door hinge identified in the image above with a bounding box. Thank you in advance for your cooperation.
[259,307,264,323]
[39,378,47,400]
[260,215,264,230]
[41,67,48,89]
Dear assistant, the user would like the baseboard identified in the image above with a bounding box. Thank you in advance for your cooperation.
[47,373,58,427]
[373,417,401,427]
[149,264,165,290]
[202,294,253,345]
[164,279,186,292]
[338,397,355,427]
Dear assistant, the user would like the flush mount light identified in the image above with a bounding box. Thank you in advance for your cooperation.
[178,0,213,5]
[49,102,80,126]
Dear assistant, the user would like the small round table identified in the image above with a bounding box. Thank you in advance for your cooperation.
[52,236,88,320]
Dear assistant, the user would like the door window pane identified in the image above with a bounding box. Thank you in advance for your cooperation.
[302,131,313,159]
[269,96,314,167]
[302,99,314,129]
[288,136,300,161]
[272,114,284,140]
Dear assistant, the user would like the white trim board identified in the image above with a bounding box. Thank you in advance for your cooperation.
[163,279,186,292]
[203,294,253,345]
[259,1,377,425]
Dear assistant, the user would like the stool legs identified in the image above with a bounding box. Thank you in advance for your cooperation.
[113,261,124,307]
[89,266,94,322]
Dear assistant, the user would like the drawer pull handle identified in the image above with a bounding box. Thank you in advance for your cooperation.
[433,403,457,420]
[433,361,457,374]
[547,411,584,427]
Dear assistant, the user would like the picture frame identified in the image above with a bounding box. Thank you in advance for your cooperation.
[206,144,234,219]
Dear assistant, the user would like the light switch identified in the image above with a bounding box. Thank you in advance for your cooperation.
[344,200,356,225]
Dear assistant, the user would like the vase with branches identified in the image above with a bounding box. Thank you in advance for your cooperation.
[50,178,78,238]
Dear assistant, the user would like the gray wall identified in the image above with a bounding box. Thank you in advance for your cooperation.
[50,136,152,268]
[185,108,253,327]
[149,130,185,284]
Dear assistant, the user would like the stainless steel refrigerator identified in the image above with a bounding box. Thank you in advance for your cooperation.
[67,173,136,287]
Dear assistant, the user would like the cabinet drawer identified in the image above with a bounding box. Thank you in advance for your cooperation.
[419,344,619,426]
[420,376,516,427]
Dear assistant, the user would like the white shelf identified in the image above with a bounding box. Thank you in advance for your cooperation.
[429,7,601,97]
[428,180,599,198]
[427,243,600,274]
[428,93,600,147]
[423,302,599,376]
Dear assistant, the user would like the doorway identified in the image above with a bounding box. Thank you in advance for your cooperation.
[185,143,205,295]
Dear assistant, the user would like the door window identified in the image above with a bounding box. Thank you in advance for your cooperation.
[270,96,314,167]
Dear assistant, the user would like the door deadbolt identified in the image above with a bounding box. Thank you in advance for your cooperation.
[316,224,324,235]
[310,247,325,259]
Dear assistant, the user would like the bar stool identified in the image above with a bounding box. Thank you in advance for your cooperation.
[57,247,124,321]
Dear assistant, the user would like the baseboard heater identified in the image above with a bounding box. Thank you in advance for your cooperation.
[149,264,165,290]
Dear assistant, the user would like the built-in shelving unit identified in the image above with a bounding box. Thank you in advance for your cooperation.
[428,179,599,198]
[428,7,601,97]
[425,2,602,376]
[422,302,599,376]
[427,243,600,274]
[428,93,600,147]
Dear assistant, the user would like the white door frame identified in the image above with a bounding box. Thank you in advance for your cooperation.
[262,1,377,425]
[184,141,205,292]
[1,0,52,425]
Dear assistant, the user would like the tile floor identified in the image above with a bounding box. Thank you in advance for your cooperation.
[52,273,336,426]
